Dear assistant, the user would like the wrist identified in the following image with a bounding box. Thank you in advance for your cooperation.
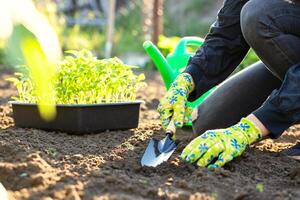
[246,114,269,138]
[236,118,263,145]
[179,73,195,93]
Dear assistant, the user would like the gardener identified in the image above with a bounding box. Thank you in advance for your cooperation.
[158,0,300,169]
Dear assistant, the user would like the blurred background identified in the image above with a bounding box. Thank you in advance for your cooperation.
[0,0,259,72]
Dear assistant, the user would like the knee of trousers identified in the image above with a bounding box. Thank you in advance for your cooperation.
[240,0,268,46]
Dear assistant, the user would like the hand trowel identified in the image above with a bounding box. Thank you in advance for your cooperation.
[141,122,178,167]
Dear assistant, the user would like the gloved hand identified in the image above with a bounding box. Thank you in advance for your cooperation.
[181,118,262,169]
[157,73,194,130]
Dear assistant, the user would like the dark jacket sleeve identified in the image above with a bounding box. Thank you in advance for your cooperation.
[253,63,300,138]
[184,0,250,101]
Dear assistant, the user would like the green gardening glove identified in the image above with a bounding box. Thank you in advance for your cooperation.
[157,73,194,130]
[181,118,262,169]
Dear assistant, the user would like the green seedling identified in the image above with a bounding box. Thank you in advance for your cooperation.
[6,25,58,120]
[8,49,146,104]
[256,183,264,193]
[45,147,58,158]
[211,192,218,199]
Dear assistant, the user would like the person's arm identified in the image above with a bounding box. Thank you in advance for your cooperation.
[252,63,300,138]
[184,0,250,101]
[157,0,250,129]
[181,63,300,169]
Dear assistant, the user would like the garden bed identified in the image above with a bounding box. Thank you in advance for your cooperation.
[0,70,299,200]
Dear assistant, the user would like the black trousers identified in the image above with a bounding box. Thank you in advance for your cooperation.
[191,0,300,138]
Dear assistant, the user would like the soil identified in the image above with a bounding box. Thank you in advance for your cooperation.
[0,70,299,200]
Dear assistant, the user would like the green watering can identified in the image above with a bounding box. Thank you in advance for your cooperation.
[143,36,216,126]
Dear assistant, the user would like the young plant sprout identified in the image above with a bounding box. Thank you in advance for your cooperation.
[8,49,146,104]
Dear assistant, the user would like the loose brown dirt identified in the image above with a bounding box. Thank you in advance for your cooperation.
[0,70,299,200]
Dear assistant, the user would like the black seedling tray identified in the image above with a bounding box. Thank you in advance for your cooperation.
[10,101,143,134]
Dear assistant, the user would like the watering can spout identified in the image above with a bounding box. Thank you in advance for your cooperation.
[143,41,176,89]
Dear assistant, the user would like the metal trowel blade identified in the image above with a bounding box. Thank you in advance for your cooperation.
[141,134,177,167]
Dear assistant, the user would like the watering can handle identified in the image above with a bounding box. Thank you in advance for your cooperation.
[143,41,176,89]
[172,37,204,57]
